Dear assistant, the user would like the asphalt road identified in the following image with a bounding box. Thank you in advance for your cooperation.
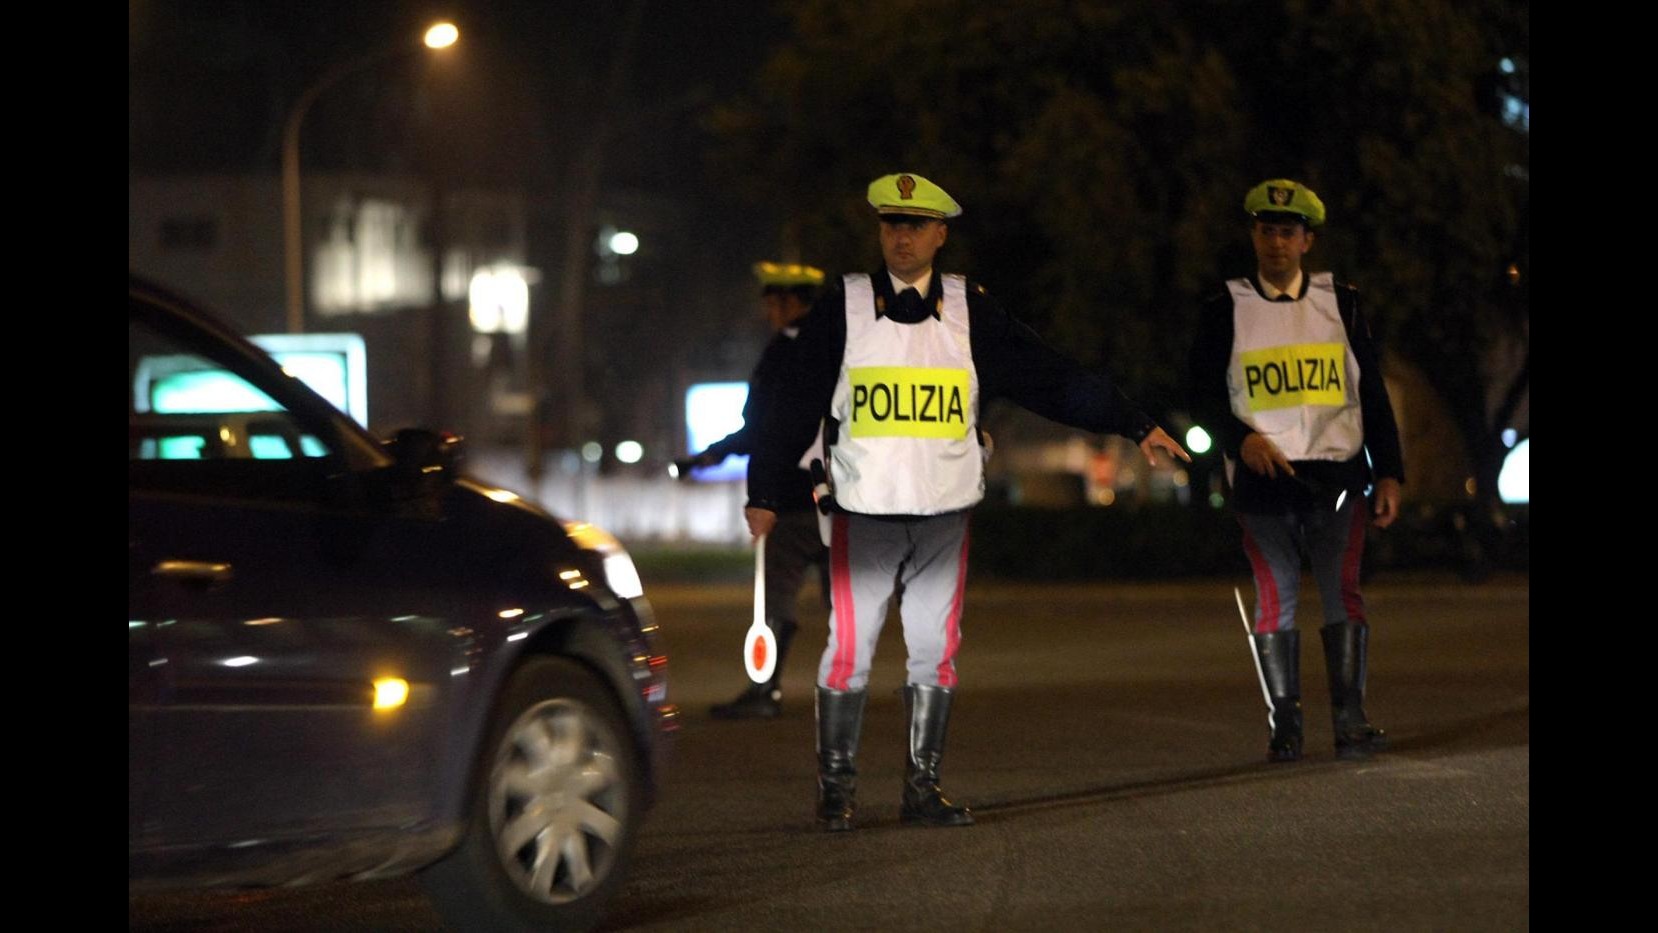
[130,573,1530,931]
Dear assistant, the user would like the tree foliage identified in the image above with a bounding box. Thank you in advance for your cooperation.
[709,0,1528,516]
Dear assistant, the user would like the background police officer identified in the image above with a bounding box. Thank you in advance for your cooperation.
[746,172,1189,831]
[682,261,830,719]
[1188,178,1404,762]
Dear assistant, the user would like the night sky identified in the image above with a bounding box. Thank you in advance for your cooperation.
[129,0,786,193]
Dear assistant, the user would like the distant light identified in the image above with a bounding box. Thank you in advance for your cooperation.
[616,440,643,463]
[1499,57,1515,74]
[498,608,525,619]
[469,265,529,334]
[1185,426,1212,455]
[373,677,409,709]
[483,488,520,503]
[1464,477,1477,497]
[1500,428,1517,447]
[1499,438,1529,504]
[222,656,258,668]
[250,334,370,425]
[507,631,529,642]
[608,231,639,255]
[424,22,459,49]
[667,462,681,479]
[1209,492,1226,509]
[1172,469,1189,487]
[581,441,604,463]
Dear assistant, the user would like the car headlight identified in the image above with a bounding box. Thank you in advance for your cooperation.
[561,521,645,601]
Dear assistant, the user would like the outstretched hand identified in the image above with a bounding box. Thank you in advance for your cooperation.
[1139,426,1192,469]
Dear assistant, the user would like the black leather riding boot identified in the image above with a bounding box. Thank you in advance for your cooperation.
[900,684,974,827]
[1321,621,1388,759]
[1256,629,1303,763]
[815,687,866,831]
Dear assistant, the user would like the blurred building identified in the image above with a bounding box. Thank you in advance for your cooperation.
[130,172,532,435]
[129,168,770,540]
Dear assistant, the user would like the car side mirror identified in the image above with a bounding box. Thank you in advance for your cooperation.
[383,428,466,492]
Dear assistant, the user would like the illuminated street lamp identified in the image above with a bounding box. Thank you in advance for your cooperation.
[282,21,459,334]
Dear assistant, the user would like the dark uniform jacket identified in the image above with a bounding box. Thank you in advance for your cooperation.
[703,327,817,513]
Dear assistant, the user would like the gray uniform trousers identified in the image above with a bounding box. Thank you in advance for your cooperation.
[818,510,971,691]
[1236,491,1369,634]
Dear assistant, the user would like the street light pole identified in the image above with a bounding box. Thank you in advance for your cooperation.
[281,22,458,334]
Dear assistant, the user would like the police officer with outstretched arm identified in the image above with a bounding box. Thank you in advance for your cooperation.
[745,172,1189,832]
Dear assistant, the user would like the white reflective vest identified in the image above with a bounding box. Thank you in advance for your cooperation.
[1226,271,1364,462]
[828,273,984,515]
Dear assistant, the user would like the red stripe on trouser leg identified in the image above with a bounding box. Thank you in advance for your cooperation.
[827,513,857,690]
[1239,519,1281,633]
[1341,499,1368,622]
[935,518,971,687]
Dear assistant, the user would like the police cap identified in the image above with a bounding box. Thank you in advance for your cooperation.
[1244,178,1326,228]
[867,173,962,220]
[753,261,825,295]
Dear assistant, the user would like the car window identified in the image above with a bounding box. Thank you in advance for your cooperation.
[130,320,331,463]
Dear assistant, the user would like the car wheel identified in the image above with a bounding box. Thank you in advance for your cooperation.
[423,656,643,933]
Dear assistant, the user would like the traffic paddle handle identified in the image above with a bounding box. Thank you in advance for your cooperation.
[744,533,778,684]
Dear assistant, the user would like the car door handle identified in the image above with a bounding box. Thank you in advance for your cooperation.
[151,560,234,585]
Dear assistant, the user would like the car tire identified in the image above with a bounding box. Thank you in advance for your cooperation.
[423,656,643,933]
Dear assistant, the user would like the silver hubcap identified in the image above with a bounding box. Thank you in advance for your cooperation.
[489,697,627,904]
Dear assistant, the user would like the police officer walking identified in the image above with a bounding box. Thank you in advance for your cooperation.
[745,173,1190,831]
[1188,179,1405,762]
[682,262,831,719]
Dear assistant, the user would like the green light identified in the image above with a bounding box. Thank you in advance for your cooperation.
[1186,426,1212,455]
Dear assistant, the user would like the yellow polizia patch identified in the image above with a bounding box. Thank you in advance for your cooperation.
[847,367,970,438]
[1238,343,1347,411]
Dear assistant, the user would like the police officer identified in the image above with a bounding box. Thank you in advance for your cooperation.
[1188,178,1405,762]
[683,262,831,719]
[745,173,1190,831]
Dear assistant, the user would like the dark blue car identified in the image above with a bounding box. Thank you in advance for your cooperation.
[128,273,676,932]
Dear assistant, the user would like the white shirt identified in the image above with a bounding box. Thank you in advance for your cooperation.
[1257,269,1304,301]
[889,268,934,299]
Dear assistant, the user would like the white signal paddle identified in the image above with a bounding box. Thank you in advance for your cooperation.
[743,533,778,684]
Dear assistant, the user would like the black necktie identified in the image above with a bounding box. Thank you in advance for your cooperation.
[897,287,922,314]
